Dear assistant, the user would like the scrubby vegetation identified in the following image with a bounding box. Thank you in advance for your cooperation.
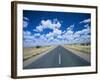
[64,44,91,54]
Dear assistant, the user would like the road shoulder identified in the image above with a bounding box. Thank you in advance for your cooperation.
[62,46,91,63]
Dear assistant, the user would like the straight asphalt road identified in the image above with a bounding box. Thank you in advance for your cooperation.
[24,46,90,69]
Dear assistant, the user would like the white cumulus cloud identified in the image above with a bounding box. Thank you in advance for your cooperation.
[33,19,61,32]
[24,18,91,47]
[23,31,31,36]
[67,24,74,31]
[23,17,29,28]
[80,18,91,24]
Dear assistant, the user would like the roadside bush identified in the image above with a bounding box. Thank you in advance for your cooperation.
[36,46,41,48]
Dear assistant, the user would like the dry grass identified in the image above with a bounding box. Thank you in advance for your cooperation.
[64,45,91,54]
[23,46,54,61]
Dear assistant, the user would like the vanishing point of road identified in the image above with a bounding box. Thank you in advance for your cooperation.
[24,46,90,69]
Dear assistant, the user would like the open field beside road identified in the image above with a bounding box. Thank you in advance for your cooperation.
[23,46,54,61]
[64,45,91,54]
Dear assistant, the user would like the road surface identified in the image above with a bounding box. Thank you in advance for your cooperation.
[24,46,90,69]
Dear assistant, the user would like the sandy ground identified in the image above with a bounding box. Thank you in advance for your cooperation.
[23,46,55,61]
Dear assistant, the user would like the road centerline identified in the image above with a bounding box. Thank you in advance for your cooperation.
[59,53,61,65]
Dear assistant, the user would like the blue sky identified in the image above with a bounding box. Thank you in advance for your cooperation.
[23,10,91,47]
